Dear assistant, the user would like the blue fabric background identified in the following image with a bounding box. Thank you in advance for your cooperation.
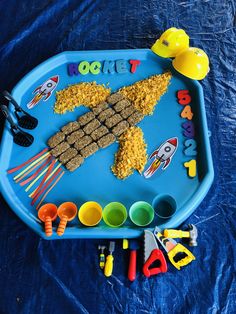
[0,1,235,313]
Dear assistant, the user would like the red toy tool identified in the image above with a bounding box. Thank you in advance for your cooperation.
[143,230,167,277]
[128,240,140,281]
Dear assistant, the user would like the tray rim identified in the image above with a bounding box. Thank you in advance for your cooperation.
[0,49,214,239]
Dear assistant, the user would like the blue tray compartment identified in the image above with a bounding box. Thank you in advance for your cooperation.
[0,50,214,239]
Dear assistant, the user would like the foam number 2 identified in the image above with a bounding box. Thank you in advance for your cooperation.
[184,160,196,178]
[182,121,195,138]
[177,90,191,105]
[184,139,197,156]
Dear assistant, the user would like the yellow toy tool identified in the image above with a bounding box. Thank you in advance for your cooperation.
[104,241,115,277]
[151,27,209,80]
[151,27,189,58]
[154,227,195,270]
[164,229,190,239]
[164,224,198,246]
[123,239,129,249]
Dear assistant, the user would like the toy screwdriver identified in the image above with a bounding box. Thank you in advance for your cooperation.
[154,227,195,270]
[128,240,140,281]
[104,241,115,277]
[98,245,106,269]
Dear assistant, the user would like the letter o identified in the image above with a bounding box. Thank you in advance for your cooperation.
[78,61,90,75]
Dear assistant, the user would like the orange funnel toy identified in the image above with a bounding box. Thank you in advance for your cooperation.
[57,202,77,236]
[38,203,58,237]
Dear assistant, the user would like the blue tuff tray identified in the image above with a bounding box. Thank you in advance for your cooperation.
[0,49,214,239]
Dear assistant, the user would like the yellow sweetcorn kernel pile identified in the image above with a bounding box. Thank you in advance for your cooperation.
[112,126,148,179]
[119,71,172,115]
[54,82,111,114]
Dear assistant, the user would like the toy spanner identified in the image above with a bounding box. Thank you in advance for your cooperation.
[143,230,167,277]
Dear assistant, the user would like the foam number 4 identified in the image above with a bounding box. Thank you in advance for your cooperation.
[184,139,197,156]
[177,90,191,105]
[182,121,195,138]
[181,105,193,120]
[184,160,196,178]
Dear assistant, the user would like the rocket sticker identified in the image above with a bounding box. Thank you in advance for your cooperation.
[144,137,178,178]
[27,75,59,109]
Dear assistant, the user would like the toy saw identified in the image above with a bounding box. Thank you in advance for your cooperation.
[154,227,195,270]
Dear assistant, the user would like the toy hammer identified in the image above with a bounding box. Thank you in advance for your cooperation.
[163,224,198,246]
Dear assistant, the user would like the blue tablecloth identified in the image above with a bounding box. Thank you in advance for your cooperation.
[0,1,235,313]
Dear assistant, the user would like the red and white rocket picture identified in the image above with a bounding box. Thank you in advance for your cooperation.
[144,137,178,178]
[27,75,59,109]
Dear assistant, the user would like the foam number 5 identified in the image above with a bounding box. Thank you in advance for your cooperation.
[182,121,195,138]
[184,139,197,156]
[184,160,196,178]
[181,105,193,120]
[177,90,191,105]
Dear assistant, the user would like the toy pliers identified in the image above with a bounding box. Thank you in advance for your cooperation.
[154,227,195,270]
[143,230,167,277]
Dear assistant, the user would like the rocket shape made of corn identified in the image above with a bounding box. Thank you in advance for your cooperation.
[47,72,172,173]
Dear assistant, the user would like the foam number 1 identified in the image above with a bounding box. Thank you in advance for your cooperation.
[184,160,196,178]
[182,121,195,138]
[184,139,197,156]
[177,90,191,105]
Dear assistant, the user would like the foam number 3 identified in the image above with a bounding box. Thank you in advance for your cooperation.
[182,121,195,138]
[181,105,193,120]
[177,90,191,105]
[184,160,196,178]
[184,139,197,156]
